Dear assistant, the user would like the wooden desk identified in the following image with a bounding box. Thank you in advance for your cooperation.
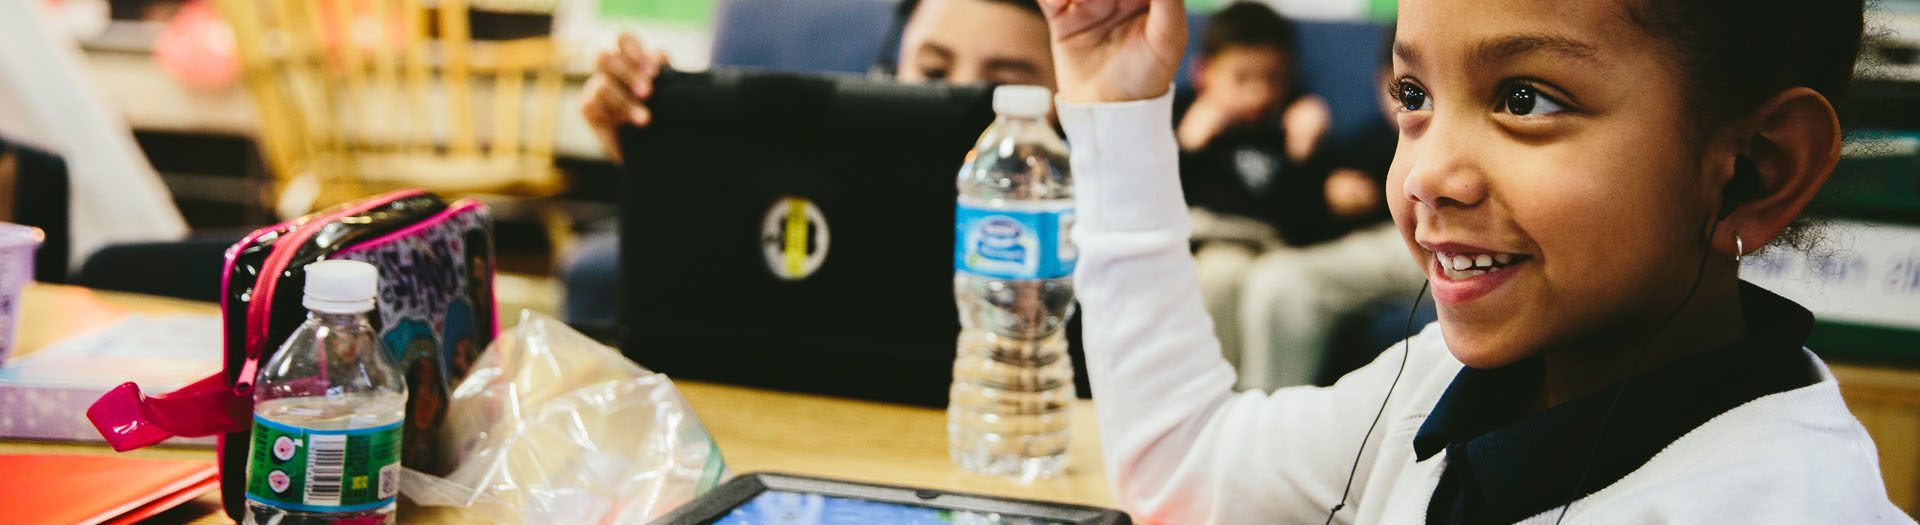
[0,284,1114,523]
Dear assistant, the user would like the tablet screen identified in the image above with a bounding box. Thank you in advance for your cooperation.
[714,490,1072,525]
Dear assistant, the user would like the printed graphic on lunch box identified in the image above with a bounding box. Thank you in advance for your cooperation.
[246,417,402,513]
[336,206,492,477]
[955,201,1076,280]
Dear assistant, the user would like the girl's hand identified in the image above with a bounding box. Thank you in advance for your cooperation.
[1040,0,1187,103]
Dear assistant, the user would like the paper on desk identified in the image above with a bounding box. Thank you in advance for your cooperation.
[0,313,221,443]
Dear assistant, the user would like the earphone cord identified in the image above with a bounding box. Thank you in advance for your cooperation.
[1324,280,1429,525]
[1551,219,1722,524]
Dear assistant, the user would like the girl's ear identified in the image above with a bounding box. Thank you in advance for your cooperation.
[1716,87,1841,259]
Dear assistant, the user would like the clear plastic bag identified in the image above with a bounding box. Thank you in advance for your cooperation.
[400,311,727,523]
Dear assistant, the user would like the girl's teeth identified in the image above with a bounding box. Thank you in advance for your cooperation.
[1435,251,1525,279]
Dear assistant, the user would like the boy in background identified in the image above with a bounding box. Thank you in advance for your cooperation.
[1235,36,1428,389]
[1176,2,1348,380]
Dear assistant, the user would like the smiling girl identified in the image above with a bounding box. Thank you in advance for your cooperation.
[1041,0,1912,522]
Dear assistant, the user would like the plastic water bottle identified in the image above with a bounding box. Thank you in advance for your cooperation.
[246,260,407,525]
[949,85,1076,480]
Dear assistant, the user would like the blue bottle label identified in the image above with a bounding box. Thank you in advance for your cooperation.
[955,199,1076,280]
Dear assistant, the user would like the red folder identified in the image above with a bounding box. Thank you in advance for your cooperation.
[0,454,218,525]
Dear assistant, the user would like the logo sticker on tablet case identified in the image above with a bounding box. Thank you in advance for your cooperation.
[760,197,829,281]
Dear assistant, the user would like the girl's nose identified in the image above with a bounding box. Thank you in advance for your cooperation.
[1401,129,1488,209]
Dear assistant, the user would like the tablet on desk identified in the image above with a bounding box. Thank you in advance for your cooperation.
[650,472,1131,525]
[617,69,1094,408]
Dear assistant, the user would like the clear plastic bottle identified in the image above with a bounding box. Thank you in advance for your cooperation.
[245,260,407,525]
[949,85,1077,480]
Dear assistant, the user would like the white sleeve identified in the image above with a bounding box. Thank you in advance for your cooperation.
[1060,92,1409,524]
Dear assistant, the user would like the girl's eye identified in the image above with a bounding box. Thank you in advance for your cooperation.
[1391,81,1430,112]
[1500,84,1566,116]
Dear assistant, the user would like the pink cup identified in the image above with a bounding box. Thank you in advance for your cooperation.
[0,223,42,367]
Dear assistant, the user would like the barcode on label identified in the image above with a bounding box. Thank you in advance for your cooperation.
[379,463,399,499]
[304,434,347,506]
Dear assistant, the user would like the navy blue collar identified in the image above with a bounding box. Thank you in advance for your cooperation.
[1414,282,1820,524]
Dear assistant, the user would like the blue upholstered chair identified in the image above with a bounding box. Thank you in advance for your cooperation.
[709,0,901,75]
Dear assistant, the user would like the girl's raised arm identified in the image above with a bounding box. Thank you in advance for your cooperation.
[1041,1,1448,522]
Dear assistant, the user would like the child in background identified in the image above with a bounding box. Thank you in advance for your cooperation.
[1176,2,1341,376]
[1235,32,1428,389]
[1177,2,1332,247]
[1177,3,1329,169]
[581,0,1056,162]
[568,0,1057,334]
[1043,0,1912,523]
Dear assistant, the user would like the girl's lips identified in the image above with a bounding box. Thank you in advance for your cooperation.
[1427,251,1528,306]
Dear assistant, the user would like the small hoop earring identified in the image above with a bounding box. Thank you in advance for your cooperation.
[1734,235,1745,264]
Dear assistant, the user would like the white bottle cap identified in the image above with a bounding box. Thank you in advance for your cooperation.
[993,85,1052,118]
[303,260,378,314]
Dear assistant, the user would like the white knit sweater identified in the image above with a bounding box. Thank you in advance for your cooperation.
[1059,92,1914,524]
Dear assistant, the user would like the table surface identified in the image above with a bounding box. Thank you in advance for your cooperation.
[0,284,1115,523]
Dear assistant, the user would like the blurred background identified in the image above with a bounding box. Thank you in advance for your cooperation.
[21,0,1920,297]
[3,0,1919,513]
[10,0,1411,283]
